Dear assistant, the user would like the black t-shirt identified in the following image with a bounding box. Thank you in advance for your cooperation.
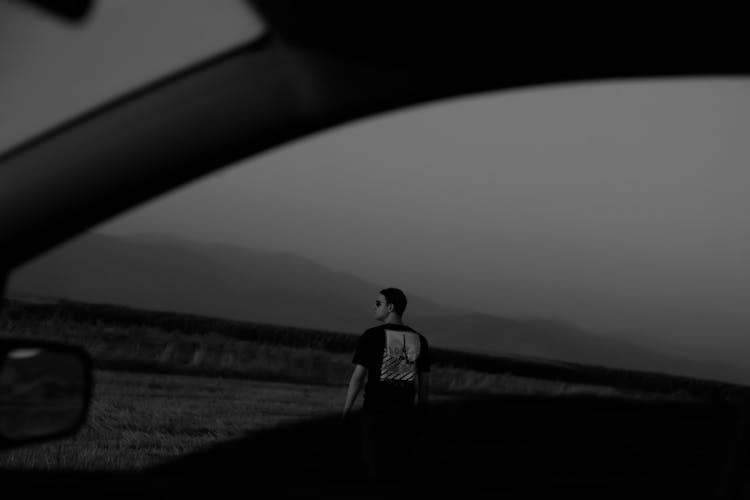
[352,323,430,411]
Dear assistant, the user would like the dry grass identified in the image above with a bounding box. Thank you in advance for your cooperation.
[0,367,685,472]
[0,370,351,471]
[0,300,687,399]
[0,299,704,471]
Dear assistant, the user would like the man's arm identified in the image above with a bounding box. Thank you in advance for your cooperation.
[342,364,367,417]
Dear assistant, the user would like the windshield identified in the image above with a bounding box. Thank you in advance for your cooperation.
[92,78,750,374]
[0,0,263,153]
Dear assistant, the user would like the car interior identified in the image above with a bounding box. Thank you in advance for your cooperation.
[1,1,749,497]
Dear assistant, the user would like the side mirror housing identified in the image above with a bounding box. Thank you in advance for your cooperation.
[0,339,92,449]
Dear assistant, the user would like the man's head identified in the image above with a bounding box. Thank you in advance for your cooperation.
[372,287,408,322]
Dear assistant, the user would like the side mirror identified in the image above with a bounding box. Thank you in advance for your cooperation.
[0,339,92,449]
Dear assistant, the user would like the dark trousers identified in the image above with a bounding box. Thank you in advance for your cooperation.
[361,408,423,484]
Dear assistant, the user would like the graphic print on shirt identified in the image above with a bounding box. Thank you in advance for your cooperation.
[380,330,421,383]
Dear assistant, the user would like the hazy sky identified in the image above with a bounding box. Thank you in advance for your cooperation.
[99,80,750,357]
[3,2,750,364]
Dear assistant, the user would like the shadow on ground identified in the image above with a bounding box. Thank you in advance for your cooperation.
[147,394,750,498]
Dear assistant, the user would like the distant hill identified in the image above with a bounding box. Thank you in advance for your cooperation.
[7,232,750,385]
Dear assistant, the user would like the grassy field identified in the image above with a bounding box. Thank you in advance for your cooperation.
[0,297,731,471]
[1,297,678,398]
[0,369,354,470]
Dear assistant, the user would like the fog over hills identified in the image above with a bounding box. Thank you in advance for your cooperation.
[7,232,750,386]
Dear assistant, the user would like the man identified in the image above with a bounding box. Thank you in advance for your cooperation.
[342,287,430,484]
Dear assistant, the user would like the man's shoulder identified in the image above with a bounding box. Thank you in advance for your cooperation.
[358,325,386,343]
[383,324,429,343]
[361,325,385,336]
[361,324,428,343]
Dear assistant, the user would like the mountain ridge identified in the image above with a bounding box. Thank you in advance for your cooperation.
[7,231,750,386]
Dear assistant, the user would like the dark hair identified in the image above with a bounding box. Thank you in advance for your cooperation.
[380,287,407,315]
